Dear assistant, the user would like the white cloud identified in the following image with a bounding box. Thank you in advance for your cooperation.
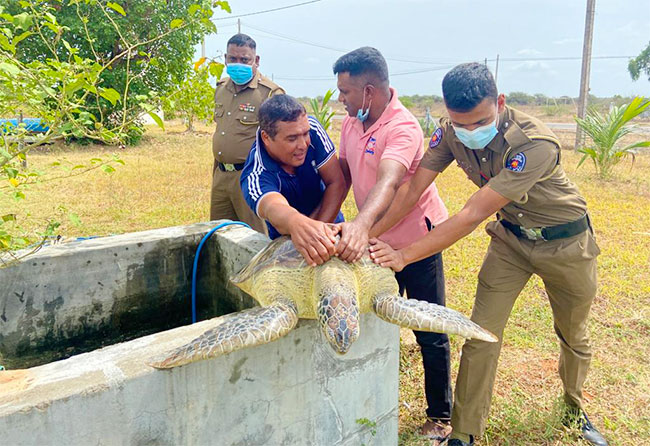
[510,60,558,77]
[516,48,544,56]
[553,38,581,45]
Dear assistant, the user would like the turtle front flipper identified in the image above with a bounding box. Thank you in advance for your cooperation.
[148,298,299,369]
[372,294,498,343]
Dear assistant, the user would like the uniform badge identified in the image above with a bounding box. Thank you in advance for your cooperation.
[429,127,443,148]
[506,153,526,172]
[364,137,376,155]
[239,103,256,112]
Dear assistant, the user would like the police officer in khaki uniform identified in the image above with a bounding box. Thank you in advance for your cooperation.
[368,63,607,446]
[211,34,285,232]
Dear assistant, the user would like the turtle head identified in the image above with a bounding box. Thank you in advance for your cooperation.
[317,292,360,354]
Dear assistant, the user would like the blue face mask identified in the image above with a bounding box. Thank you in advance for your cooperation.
[227,63,254,85]
[453,114,499,150]
[356,88,372,123]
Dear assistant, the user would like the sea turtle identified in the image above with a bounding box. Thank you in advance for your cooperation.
[149,236,497,369]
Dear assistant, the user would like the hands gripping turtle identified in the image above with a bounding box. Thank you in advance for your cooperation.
[149,237,497,369]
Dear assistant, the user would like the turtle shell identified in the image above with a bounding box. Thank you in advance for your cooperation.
[231,236,307,285]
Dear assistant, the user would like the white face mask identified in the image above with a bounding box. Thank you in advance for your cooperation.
[453,106,499,150]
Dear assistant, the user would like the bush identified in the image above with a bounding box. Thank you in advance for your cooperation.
[575,97,650,178]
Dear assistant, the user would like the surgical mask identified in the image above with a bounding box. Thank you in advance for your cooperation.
[356,88,372,123]
[227,63,254,85]
[453,113,499,150]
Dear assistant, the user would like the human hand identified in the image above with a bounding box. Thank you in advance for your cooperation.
[368,238,406,272]
[335,220,369,263]
[289,216,338,266]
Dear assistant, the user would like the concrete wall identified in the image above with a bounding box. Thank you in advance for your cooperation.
[0,222,400,445]
[0,314,399,446]
[0,221,267,369]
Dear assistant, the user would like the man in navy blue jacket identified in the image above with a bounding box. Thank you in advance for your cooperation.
[240,94,347,266]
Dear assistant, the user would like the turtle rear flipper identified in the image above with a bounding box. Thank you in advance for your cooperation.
[148,298,299,369]
[372,294,498,343]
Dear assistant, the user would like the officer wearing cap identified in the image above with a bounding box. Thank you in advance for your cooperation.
[211,33,285,233]
[368,62,607,446]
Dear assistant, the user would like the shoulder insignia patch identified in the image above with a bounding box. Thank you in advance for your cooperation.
[429,127,443,148]
[506,152,526,172]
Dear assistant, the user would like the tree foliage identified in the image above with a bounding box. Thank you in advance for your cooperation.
[164,62,219,132]
[0,0,229,265]
[628,42,650,82]
[3,0,218,131]
[575,97,650,179]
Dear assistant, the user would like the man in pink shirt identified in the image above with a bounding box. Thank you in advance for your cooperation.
[333,47,451,443]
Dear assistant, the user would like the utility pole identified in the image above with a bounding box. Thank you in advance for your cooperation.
[495,54,500,85]
[238,18,241,33]
[575,0,596,150]
[201,38,206,59]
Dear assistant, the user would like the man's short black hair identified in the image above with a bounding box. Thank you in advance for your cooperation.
[259,95,306,138]
[227,33,256,50]
[332,46,389,83]
[442,63,498,112]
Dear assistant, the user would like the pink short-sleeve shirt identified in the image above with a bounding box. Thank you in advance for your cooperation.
[340,88,448,249]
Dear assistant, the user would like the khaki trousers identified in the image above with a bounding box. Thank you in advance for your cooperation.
[452,220,600,436]
[209,162,267,235]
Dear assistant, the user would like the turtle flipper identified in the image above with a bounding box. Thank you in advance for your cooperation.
[372,294,498,343]
[148,298,299,369]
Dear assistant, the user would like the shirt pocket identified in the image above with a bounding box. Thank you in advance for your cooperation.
[214,103,224,121]
[237,110,259,126]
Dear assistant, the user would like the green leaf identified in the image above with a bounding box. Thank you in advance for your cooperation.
[208,61,224,79]
[101,165,116,174]
[13,12,33,30]
[0,34,14,53]
[106,2,126,16]
[189,4,202,15]
[12,30,32,45]
[1,214,16,223]
[147,111,165,130]
[100,88,121,105]
[0,62,19,76]
[214,1,231,13]
[170,18,183,29]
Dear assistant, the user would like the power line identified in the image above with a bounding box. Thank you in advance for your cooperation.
[241,23,635,67]
[244,22,456,66]
[212,0,322,21]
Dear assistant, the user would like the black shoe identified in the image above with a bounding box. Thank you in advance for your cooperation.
[563,408,608,446]
[447,436,474,446]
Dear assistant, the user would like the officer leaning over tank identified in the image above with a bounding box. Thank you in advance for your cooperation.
[368,62,608,446]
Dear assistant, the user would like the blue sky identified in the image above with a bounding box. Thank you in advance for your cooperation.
[200,0,650,98]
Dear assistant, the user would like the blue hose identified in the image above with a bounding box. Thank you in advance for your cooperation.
[191,221,251,323]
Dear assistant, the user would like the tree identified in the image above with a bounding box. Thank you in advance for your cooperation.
[0,0,229,265]
[575,97,650,179]
[2,0,222,139]
[164,64,217,132]
[628,42,650,82]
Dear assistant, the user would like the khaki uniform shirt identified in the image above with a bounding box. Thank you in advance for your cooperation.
[421,105,587,228]
[212,73,285,164]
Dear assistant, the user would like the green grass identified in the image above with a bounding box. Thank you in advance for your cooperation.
[3,118,649,445]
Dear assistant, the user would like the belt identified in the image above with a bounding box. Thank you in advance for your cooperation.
[500,214,590,241]
[217,162,245,172]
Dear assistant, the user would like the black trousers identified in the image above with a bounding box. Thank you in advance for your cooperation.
[395,251,452,420]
